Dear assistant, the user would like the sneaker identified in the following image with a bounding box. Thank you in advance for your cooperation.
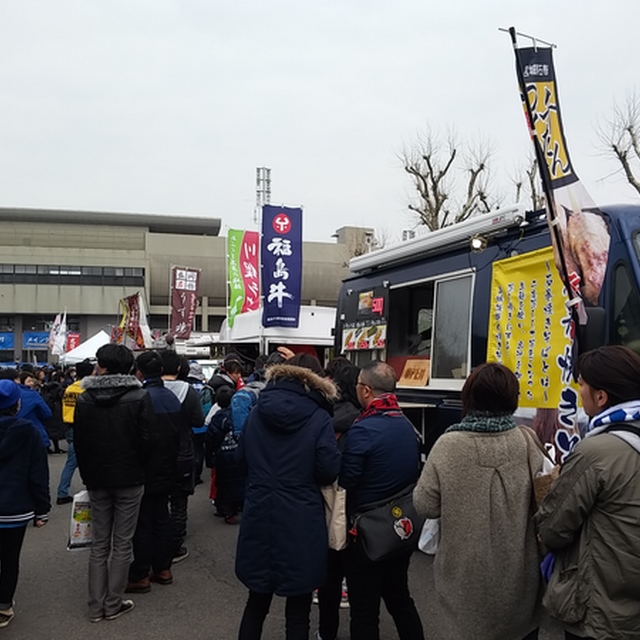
[315,632,323,640]
[172,547,189,563]
[0,608,14,629]
[56,496,73,505]
[104,600,135,621]
[340,577,349,608]
[224,515,237,525]
[125,577,151,593]
[89,614,104,624]
[150,570,173,585]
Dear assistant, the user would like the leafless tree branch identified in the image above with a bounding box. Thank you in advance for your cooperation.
[597,91,640,196]
[400,127,499,231]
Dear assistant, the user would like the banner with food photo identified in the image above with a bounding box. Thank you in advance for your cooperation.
[512,36,611,318]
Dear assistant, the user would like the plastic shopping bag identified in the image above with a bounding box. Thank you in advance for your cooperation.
[67,489,92,550]
[418,517,440,555]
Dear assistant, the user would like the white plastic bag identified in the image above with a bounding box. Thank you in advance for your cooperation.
[67,489,92,550]
[418,517,440,555]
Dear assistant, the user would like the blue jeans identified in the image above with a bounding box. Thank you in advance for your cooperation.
[57,437,77,499]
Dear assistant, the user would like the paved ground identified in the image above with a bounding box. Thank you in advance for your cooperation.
[3,453,565,640]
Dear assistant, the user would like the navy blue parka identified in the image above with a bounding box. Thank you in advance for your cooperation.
[235,364,340,596]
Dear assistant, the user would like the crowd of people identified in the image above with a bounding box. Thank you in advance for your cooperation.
[0,344,639,639]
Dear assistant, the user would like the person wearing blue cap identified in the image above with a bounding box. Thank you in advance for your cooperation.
[0,379,50,629]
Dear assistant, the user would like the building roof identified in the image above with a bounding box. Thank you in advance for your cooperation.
[0,206,221,236]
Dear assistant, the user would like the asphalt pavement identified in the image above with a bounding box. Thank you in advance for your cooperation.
[3,453,565,640]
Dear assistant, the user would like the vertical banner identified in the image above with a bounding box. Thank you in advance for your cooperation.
[511,35,611,318]
[488,247,581,459]
[50,311,67,356]
[113,292,153,350]
[227,230,244,328]
[261,205,302,328]
[170,266,201,339]
[227,230,260,328]
[66,332,81,352]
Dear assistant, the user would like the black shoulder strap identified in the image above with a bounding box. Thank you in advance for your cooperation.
[603,420,640,439]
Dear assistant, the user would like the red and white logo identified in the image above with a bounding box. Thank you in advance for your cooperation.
[393,517,414,540]
[273,214,291,234]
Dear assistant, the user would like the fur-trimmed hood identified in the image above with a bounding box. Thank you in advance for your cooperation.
[257,364,337,434]
[265,364,338,401]
[81,374,142,407]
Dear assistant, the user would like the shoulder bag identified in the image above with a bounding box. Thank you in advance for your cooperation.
[351,484,425,562]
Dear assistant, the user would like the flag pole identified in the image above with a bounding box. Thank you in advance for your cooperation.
[506,26,575,303]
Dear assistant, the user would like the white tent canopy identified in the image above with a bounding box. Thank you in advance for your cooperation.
[59,330,111,365]
[219,306,336,349]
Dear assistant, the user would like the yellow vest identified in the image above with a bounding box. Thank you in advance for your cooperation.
[62,379,85,424]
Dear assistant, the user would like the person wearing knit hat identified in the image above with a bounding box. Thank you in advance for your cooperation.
[0,379,50,629]
[0,379,20,410]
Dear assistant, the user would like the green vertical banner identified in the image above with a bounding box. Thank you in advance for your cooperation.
[227,229,244,328]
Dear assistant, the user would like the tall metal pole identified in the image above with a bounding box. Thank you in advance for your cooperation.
[254,167,272,225]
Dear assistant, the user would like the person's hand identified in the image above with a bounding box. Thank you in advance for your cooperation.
[35,519,47,528]
[277,346,295,361]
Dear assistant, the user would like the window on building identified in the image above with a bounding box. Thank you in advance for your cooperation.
[0,265,145,286]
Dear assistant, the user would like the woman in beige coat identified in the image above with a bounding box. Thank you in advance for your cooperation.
[414,363,543,640]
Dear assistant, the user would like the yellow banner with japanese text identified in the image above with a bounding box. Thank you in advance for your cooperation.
[487,247,579,415]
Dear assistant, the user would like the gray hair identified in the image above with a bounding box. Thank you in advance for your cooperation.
[360,361,396,394]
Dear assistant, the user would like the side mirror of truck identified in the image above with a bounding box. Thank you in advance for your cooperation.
[577,307,606,356]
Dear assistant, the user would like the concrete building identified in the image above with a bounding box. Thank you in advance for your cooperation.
[0,207,368,363]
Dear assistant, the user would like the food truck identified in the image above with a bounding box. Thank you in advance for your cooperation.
[334,203,640,457]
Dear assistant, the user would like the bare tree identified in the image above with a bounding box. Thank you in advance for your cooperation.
[511,153,544,211]
[401,127,500,231]
[340,227,388,268]
[597,92,640,195]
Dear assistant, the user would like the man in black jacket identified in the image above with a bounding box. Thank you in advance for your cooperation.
[126,351,191,593]
[159,350,203,563]
[74,344,151,623]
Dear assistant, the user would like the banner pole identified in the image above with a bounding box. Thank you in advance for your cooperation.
[508,27,576,309]
[224,231,229,328]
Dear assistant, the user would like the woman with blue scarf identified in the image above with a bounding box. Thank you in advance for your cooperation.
[537,345,640,640]
[414,362,543,640]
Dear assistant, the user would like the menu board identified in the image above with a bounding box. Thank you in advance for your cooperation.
[341,286,388,352]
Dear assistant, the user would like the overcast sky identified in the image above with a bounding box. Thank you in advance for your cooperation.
[1,1,638,242]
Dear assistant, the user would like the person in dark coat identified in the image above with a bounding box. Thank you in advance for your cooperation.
[41,373,66,453]
[159,350,202,564]
[316,362,361,640]
[74,344,151,623]
[126,351,191,593]
[16,371,52,449]
[235,358,341,640]
[206,385,247,523]
[340,360,424,640]
[0,380,50,629]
